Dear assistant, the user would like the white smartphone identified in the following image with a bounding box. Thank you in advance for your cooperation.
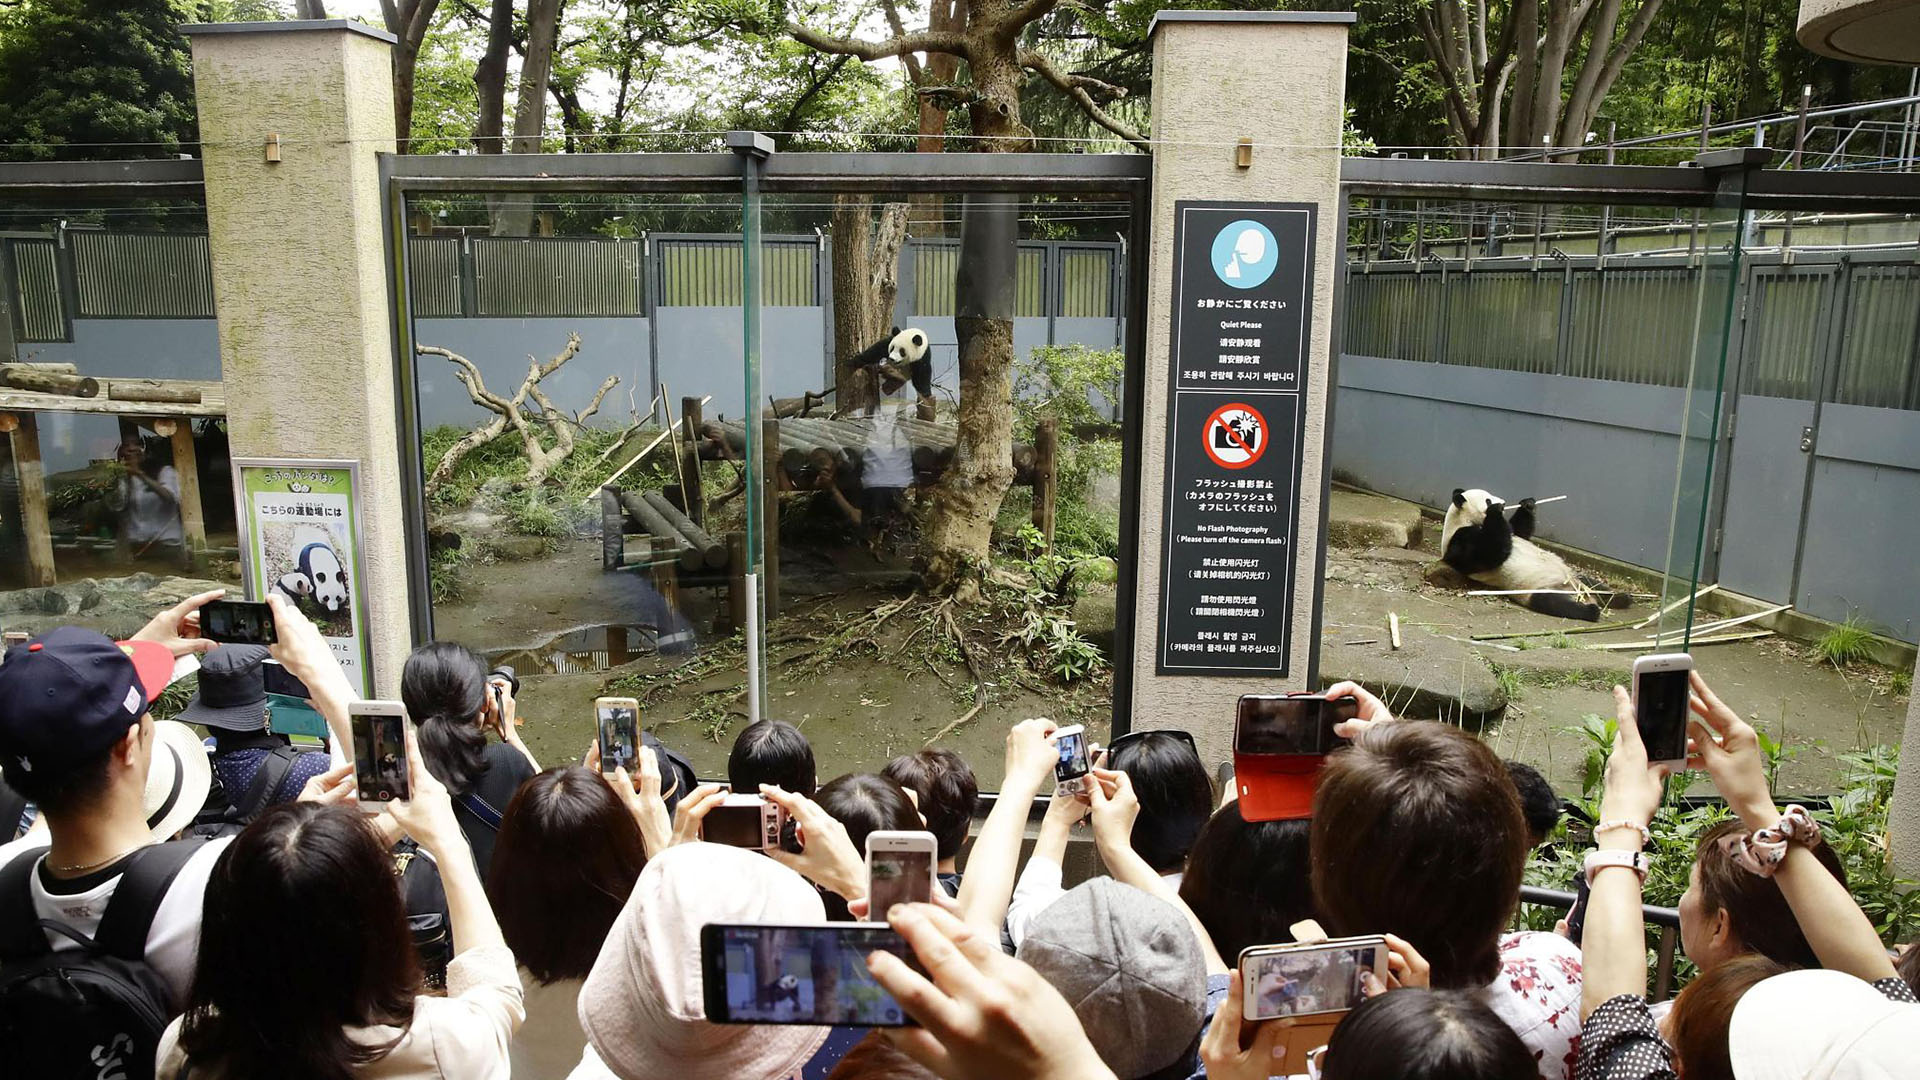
[1631,652,1694,769]
[866,830,938,922]
[595,696,639,775]
[349,700,412,813]
[1052,724,1089,793]
[1238,936,1388,1021]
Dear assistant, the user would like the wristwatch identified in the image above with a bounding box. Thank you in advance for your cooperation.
[1584,848,1651,886]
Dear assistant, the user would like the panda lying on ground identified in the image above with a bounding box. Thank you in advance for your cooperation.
[1440,488,1630,622]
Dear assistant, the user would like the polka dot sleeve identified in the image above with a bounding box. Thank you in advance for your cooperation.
[1576,995,1675,1080]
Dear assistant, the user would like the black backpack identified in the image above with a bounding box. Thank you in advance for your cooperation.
[189,744,304,839]
[0,839,209,1080]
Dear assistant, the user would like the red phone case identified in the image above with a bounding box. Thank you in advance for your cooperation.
[1235,752,1326,821]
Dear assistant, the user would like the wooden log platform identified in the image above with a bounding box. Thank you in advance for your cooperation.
[700,416,1040,486]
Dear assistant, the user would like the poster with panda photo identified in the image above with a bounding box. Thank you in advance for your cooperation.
[234,459,374,697]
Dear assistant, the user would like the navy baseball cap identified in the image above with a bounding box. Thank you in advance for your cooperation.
[0,627,176,774]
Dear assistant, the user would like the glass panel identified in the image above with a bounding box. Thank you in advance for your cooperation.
[397,190,749,773]
[0,196,240,613]
[735,191,1134,789]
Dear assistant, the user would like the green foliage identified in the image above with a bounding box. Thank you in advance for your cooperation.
[508,492,569,539]
[427,542,468,605]
[1493,666,1525,701]
[1892,670,1912,698]
[1013,345,1125,558]
[0,0,202,161]
[150,672,197,725]
[422,423,642,513]
[1814,616,1878,667]
[995,523,1108,685]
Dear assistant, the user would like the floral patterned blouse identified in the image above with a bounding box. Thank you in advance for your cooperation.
[1486,931,1586,1080]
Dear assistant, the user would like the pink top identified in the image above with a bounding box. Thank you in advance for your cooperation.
[1485,930,1585,1080]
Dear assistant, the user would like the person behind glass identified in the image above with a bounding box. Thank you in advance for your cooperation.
[1577,672,1915,1080]
[881,749,977,896]
[487,766,650,1079]
[1309,682,1584,1080]
[814,773,920,920]
[108,438,183,561]
[159,731,524,1079]
[731,719,818,797]
[402,642,539,877]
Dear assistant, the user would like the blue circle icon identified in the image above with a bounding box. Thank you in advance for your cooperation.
[1210,220,1278,289]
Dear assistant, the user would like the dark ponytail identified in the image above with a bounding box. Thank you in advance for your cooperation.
[401,642,489,795]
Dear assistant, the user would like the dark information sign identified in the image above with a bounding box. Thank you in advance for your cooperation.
[1157,202,1316,676]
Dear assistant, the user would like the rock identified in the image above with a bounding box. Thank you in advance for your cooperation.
[1326,491,1425,550]
[1319,626,1507,721]
[1072,557,1119,586]
[1424,561,1474,589]
[488,535,555,562]
[1071,585,1118,660]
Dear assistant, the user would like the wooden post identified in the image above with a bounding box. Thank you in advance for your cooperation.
[10,413,55,586]
[168,420,208,570]
[680,395,705,528]
[650,534,680,612]
[727,530,748,636]
[114,419,141,562]
[761,416,781,619]
[1032,415,1058,552]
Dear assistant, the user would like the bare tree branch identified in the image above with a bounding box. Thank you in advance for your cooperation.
[1019,49,1148,149]
[879,0,925,86]
[994,0,1060,30]
[786,22,971,63]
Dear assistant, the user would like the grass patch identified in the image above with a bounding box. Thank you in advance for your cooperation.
[1493,666,1525,700]
[1814,616,1878,667]
[1892,670,1912,698]
[1547,632,1575,650]
[509,493,569,538]
[423,424,670,515]
[428,543,469,605]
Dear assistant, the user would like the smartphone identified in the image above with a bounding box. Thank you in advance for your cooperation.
[701,923,920,1027]
[1233,695,1359,756]
[595,696,639,775]
[866,830,938,922]
[199,599,278,645]
[260,660,311,700]
[1052,724,1090,792]
[1632,652,1693,769]
[1565,873,1592,946]
[1239,936,1387,1021]
[349,701,412,812]
[703,794,787,850]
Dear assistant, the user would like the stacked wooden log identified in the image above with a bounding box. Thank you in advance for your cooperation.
[697,416,1041,489]
[0,364,205,403]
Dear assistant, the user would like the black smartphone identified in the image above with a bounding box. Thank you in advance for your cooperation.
[1234,695,1360,756]
[701,923,920,1027]
[261,660,311,700]
[350,703,412,810]
[1565,873,1592,946]
[199,600,278,645]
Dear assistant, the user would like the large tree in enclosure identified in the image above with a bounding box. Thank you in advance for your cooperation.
[785,0,1145,596]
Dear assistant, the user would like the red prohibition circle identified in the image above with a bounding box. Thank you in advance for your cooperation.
[1202,402,1267,470]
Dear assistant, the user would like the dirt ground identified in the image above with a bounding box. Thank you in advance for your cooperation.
[424,523,1908,797]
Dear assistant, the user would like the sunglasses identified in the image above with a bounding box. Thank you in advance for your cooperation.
[1102,729,1199,760]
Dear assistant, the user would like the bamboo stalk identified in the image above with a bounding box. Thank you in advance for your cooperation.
[1468,589,1656,598]
[585,428,674,503]
[1632,584,1720,631]
[1648,603,1791,643]
[1389,613,1402,650]
[1471,620,1638,641]
[1587,630,1772,651]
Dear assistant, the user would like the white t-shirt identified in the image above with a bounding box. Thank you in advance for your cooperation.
[511,971,586,1079]
[120,466,183,545]
[0,834,232,1013]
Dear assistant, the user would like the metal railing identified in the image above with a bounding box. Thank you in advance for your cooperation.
[1520,885,1684,1001]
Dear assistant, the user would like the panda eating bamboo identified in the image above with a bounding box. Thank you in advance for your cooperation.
[1440,488,1630,622]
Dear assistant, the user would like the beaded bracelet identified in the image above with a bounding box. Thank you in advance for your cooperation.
[1725,805,1822,877]
[1592,819,1652,846]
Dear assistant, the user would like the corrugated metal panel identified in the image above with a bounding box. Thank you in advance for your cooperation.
[914,243,957,316]
[1740,271,1827,398]
[408,237,463,317]
[657,239,814,307]
[1440,271,1558,373]
[70,232,214,318]
[1015,247,1046,317]
[1831,264,1920,411]
[1059,248,1113,317]
[1343,271,1445,364]
[1566,268,1697,386]
[9,239,65,341]
[473,237,642,316]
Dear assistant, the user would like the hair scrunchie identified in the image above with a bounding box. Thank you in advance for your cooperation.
[1723,805,1822,877]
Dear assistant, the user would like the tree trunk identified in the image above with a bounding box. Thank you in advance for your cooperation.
[492,0,561,236]
[385,0,441,147]
[294,0,328,17]
[471,0,514,154]
[831,196,880,415]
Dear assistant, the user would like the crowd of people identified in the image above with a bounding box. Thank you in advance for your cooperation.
[0,588,1913,1079]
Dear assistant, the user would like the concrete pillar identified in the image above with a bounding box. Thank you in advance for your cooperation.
[181,20,414,693]
[1893,654,1920,877]
[1131,12,1352,767]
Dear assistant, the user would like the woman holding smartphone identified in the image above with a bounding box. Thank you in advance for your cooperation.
[157,731,524,1079]
[402,642,539,877]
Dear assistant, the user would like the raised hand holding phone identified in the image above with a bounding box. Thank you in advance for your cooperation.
[1630,653,1693,769]
[866,830,938,923]
[1685,671,1775,827]
[761,783,866,901]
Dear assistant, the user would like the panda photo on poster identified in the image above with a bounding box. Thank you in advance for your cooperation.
[235,459,374,697]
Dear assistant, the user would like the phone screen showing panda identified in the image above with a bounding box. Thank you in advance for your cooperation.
[701,923,920,1027]
[200,600,278,645]
[1635,668,1691,762]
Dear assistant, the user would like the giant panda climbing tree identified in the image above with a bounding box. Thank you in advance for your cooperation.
[787,0,1146,598]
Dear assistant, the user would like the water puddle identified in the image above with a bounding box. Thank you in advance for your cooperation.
[485,623,663,676]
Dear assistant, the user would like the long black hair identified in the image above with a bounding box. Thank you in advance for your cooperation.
[1108,732,1212,873]
[401,641,489,794]
[1179,802,1316,961]
[179,803,421,1079]
[1321,989,1536,1080]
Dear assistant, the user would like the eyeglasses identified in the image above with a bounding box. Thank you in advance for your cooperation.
[1102,728,1199,761]
[1306,1045,1330,1080]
